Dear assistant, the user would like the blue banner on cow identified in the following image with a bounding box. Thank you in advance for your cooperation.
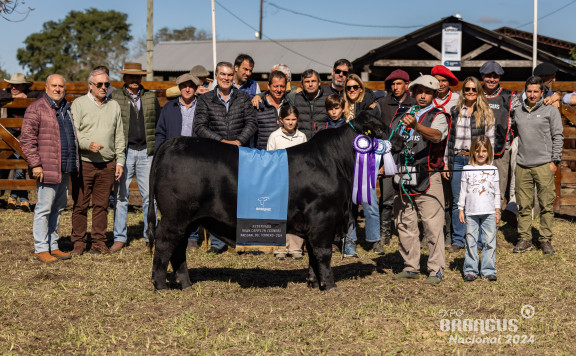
[236,147,289,247]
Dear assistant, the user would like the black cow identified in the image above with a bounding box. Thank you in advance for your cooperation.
[147,112,395,291]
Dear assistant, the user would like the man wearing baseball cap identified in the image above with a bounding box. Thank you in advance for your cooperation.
[375,69,417,246]
[390,75,449,285]
[533,62,562,107]
[479,60,516,213]
[431,65,459,112]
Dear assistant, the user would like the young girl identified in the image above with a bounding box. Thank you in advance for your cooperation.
[267,104,307,260]
[458,135,500,282]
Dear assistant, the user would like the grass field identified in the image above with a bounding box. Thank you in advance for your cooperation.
[0,195,575,355]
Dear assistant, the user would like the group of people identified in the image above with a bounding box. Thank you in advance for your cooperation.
[8,53,566,284]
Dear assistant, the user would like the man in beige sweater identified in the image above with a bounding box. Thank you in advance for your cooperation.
[70,69,125,255]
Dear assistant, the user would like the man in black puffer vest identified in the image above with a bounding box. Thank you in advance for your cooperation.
[110,62,160,252]
[293,69,330,139]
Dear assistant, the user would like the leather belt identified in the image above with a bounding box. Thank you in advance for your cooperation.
[456,151,470,156]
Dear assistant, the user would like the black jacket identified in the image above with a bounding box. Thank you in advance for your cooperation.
[293,88,330,139]
[194,87,257,145]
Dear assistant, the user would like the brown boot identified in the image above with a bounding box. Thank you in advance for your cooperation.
[34,251,58,263]
[110,241,125,253]
[71,244,86,256]
[90,244,111,255]
[51,249,72,260]
[20,201,31,212]
[7,197,18,209]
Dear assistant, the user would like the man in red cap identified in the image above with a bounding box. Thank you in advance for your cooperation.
[375,69,417,246]
[431,65,459,113]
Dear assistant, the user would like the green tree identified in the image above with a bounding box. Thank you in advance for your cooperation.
[17,8,132,81]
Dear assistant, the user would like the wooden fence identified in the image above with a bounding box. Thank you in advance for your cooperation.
[2,80,576,215]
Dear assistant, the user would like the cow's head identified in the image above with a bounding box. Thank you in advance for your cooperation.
[352,111,404,153]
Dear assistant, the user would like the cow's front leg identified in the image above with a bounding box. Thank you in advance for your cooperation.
[151,222,179,290]
[170,237,192,289]
[306,241,319,288]
[314,246,337,291]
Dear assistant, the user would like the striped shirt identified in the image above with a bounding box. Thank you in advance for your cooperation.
[451,106,495,153]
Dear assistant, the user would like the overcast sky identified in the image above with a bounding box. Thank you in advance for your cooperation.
[1,0,574,76]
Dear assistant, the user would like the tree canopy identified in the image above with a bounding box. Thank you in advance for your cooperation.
[17,8,132,81]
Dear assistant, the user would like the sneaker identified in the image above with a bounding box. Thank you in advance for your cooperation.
[187,240,199,252]
[50,249,71,260]
[484,274,497,282]
[342,243,358,258]
[20,201,31,212]
[7,197,17,209]
[540,241,555,255]
[275,252,287,260]
[424,271,443,284]
[290,252,304,260]
[463,274,477,282]
[513,240,532,253]
[394,270,420,279]
[448,244,463,253]
[371,241,386,255]
[34,251,58,263]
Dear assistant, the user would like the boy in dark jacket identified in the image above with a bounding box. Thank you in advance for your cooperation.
[325,95,346,129]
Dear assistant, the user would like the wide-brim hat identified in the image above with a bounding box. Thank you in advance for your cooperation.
[117,62,150,75]
[431,65,459,86]
[176,73,201,86]
[408,75,440,91]
[190,65,210,77]
[4,72,32,85]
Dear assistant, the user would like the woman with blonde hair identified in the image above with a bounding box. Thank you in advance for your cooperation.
[442,76,495,252]
[343,74,375,122]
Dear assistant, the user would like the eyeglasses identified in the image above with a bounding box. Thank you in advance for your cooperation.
[464,87,477,93]
[346,85,360,91]
[334,69,349,76]
[90,81,111,88]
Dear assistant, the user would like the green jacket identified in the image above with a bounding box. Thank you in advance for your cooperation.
[111,86,160,155]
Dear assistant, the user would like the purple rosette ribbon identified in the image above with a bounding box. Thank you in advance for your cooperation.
[352,134,377,205]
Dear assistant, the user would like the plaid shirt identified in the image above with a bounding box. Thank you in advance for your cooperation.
[446,106,495,162]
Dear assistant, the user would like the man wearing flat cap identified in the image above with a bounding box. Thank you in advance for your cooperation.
[375,69,417,246]
[390,75,449,285]
[431,65,459,113]
[1,73,43,211]
[479,60,517,212]
[533,62,562,107]
[110,62,160,252]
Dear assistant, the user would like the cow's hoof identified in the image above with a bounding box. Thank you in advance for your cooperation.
[307,279,319,289]
[326,286,340,293]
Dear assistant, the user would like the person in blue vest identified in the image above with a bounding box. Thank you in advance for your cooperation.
[391,75,449,284]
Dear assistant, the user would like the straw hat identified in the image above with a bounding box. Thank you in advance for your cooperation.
[117,62,150,75]
[4,73,33,85]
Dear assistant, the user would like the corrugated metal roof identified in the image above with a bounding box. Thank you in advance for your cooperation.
[135,37,396,74]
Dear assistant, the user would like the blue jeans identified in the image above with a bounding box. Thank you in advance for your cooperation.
[10,153,28,201]
[33,174,69,253]
[347,185,380,243]
[463,214,497,276]
[113,148,152,243]
[450,155,468,247]
[188,229,225,250]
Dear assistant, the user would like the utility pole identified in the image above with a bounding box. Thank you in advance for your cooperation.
[258,0,263,40]
[146,0,154,81]
[532,0,538,72]
[211,0,217,77]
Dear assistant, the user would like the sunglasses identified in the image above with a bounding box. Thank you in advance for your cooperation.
[90,81,111,88]
[334,69,349,76]
[346,85,360,91]
[464,87,477,93]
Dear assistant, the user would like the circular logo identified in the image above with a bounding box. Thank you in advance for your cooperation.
[353,134,373,154]
[520,304,535,319]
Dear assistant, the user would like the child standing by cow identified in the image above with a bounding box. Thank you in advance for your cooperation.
[458,135,500,282]
[267,104,307,259]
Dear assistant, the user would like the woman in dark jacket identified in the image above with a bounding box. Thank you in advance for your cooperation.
[343,74,376,121]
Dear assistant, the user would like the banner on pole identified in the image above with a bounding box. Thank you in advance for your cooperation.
[441,23,462,71]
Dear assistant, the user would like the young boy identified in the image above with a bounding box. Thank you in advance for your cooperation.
[325,94,346,129]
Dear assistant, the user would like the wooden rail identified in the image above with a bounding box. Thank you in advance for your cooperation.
[2,81,576,213]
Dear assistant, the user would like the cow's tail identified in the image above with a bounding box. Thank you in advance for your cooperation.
[146,148,160,254]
